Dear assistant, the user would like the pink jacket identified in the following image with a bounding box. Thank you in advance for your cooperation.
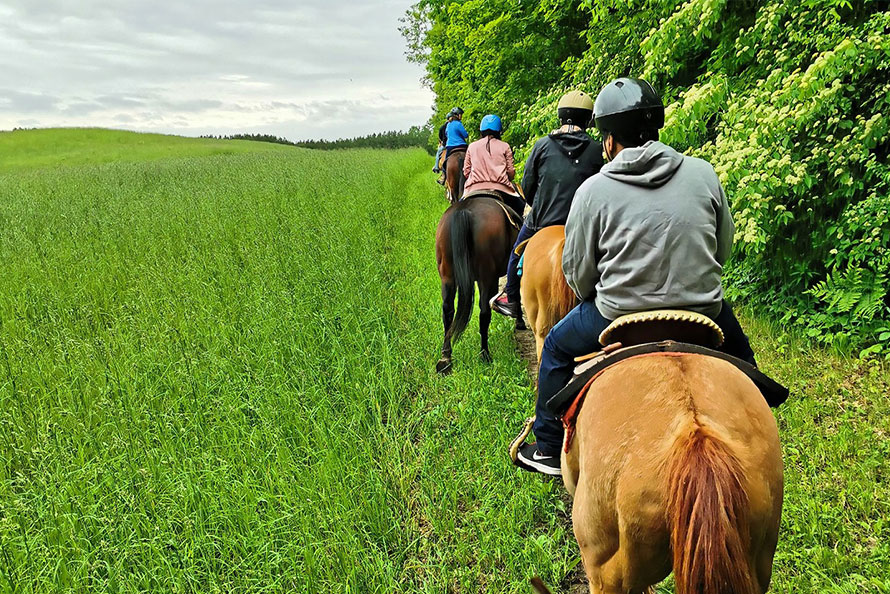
[463,137,517,195]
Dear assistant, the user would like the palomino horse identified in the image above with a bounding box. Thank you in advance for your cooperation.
[562,353,783,593]
[444,149,466,203]
[518,225,577,365]
[435,196,518,373]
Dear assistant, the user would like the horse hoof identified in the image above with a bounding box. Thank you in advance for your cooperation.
[436,358,453,375]
[514,318,527,331]
[480,350,493,364]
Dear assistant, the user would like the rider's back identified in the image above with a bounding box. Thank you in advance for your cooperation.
[564,141,733,321]
[445,120,469,147]
[522,130,603,231]
[464,136,515,196]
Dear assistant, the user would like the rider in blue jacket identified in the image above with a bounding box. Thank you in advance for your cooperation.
[445,108,469,157]
[441,108,469,185]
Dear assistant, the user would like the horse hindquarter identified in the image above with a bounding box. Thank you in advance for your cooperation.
[566,355,782,593]
[519,226,576,364]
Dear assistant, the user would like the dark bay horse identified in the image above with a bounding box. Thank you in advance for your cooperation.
[444,149,466,203]
[435,196,518,373]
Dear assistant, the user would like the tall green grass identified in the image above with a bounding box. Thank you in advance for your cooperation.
[0,136,573,592]
[0,130,888,592]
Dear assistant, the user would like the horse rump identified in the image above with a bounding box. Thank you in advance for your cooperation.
[543,236,576,327]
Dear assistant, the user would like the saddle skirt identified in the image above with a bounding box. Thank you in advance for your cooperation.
[461,190,523,230]
[548,309,790,453]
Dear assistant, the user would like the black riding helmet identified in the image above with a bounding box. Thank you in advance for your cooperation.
[593,78,664,145]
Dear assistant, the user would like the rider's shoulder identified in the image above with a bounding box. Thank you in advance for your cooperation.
[678,153,721,183]
[532,135,551,150]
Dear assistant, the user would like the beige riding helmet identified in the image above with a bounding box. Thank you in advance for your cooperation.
[557,90,594,111]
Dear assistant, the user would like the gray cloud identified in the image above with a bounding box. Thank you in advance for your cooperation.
[0,0,432,139]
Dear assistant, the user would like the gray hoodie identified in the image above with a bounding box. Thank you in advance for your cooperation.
[562,141,733,320]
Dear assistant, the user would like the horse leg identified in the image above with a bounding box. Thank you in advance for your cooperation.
[572,473,645,594]
[437,281,455,374]
[478,275,496,363]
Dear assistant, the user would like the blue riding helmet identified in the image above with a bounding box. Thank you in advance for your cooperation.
[480,114,502,133]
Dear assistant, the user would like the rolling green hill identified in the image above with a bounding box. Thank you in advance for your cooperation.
[0,129,887,592]
[0,127,293,173]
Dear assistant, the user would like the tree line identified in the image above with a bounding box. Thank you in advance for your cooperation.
[402,0,890,354]
[202,126,433,153]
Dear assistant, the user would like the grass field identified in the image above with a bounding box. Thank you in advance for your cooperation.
[0,129,888,593]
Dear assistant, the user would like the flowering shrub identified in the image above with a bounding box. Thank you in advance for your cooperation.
[405,0,890,351]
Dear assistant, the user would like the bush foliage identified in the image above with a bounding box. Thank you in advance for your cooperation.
[403,0,890,351]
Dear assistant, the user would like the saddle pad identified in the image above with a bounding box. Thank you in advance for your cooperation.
[547,340,789,416]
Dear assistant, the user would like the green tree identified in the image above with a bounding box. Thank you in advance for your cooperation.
[405,0,890,351]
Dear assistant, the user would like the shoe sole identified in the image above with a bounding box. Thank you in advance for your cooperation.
[492,304,520,319]
[489,293,520,318]
[516,451,562,476]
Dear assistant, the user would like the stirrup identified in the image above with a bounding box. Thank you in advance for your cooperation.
[508,416,536,463]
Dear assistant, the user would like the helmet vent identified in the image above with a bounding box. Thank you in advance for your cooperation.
[615,81,624,88]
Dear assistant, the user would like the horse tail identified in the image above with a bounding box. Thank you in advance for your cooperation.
[667,426,757,594]
[445,207,475,344]
[545,237,576,327]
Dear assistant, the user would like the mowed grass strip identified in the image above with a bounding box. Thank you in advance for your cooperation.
[1,131,888,593]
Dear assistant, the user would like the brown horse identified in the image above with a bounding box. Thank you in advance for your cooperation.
[518,225,578,366]
[435,196,518,373]
[562,354,783,593]
[444,149,466,203]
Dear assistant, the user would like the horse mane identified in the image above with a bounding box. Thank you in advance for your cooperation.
[667,426,757,594]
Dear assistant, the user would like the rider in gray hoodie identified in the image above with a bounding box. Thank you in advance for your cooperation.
[513,78,755,477]
[564,140,733,319]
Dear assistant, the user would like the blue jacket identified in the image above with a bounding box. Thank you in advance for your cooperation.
[446,120,469,147]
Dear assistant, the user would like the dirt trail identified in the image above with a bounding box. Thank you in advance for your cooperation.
[513,324,539,375]
[509,301,589,594]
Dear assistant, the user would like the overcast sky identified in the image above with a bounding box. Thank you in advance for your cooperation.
[0,0,434,140]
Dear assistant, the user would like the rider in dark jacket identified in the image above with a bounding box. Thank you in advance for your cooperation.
[491,91,603,318]
[433,112,453,174]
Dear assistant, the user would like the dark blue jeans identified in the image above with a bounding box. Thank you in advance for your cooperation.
[532,299,756,456]
[504,222,536,301]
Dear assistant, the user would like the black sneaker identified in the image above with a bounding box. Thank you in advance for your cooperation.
[515,442,561,476]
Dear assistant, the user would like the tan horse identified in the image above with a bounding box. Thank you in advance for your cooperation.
[562,353,783,593]
[518,225,578,364]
